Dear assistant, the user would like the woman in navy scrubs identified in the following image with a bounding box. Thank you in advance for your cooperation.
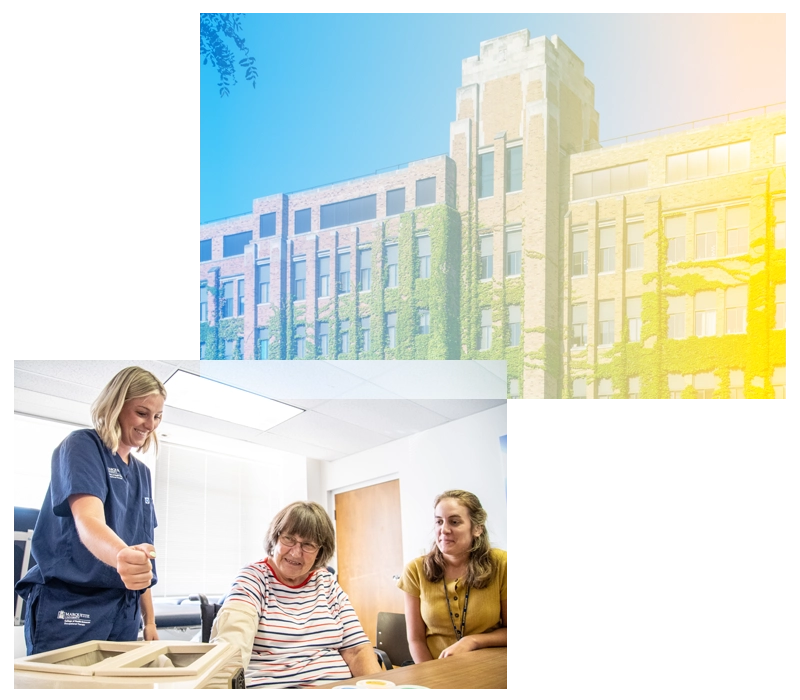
[16,366,166,655]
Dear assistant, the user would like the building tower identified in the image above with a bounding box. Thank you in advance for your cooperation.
[450,30,599,398]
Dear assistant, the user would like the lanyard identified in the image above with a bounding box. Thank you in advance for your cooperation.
[443,578,470,640]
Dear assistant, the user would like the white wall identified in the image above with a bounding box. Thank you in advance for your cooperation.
[318,404,507,565]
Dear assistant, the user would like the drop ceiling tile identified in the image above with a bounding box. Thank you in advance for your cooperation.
[313,399,449,438]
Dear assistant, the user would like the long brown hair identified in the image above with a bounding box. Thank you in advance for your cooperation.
[423,489,496,589]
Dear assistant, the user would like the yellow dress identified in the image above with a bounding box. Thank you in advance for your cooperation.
[397,548,507,658]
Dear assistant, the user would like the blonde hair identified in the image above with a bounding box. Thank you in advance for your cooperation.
[423,489,496,589]
[263,501,336,571]
[91,366,166,455]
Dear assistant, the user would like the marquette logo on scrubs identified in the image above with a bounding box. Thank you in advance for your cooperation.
[144,497,151,504]
[57,610,91,627]
[107,467,123,480]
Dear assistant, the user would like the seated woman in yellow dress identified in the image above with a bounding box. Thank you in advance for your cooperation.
[398,489,507,661]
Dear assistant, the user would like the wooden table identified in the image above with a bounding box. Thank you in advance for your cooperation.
[314,648,507,689]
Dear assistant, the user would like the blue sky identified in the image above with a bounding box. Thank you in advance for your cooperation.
[200,13,785,223]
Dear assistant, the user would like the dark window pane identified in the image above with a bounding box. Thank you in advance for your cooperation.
[222,231,252,257]
[505,146,522,192]
[415,177,436,206]
[478,152,494,198]
[386,188,405,216]
[321,195,377,229]
[260,212,276,238]
[295,208,311,234]
[200,239,212,262]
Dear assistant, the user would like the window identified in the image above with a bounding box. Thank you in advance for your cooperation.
[725,286,747,334]
[419,309,430,335]
[200,342,205,360]
[505,228,521,276]
[505,145,522,192]
[668,374,685,399]
[223,338,235,360]
[775,133,786,164]
[772,367,786,399]
[572,378,586,399]
[480,234,493,280]
[339,320,350,354]
[573,161,647,199]
[508,306,521,347]
[317,255,330,298]
[572,229,588,276]
[223,231,252,258]
[627,221,644,270]
[598,300,614,346]
[417,235,431,279]
[200,239,212,262]
[292,258,306,300]
[386,188,405,216]
[386,312,397,349]
[694,372,717,399]
[221,277,244,318]
[627,297,641,342]
[665,216,686,264]
[318,322,329,357]
[321,194,377,229]
[774,199,785,249]
[478,151,494,198]
[358,249,371,292]
[775,284,786,330]
[415,177,436,207]
[480,309,492,350]
[571,303,587,348]
[295,325,306,359]
[726,207,749,256]
[597,378,613,399]
[260,212,276,238]
[730,370,745,399]
[295,208,311,235]
[509,378,520,399]
[598,226,615,273]
[695,290,717,337]
[385,244,398,288]
[695,211,717,260]
[666,141,750,183]
[360,317,370,353]
[338,250,350,294]
[257,328,269,360]
[667,297,686,339]
[628,377,640,399]
[200,284,208,322]
[257,262,270,304]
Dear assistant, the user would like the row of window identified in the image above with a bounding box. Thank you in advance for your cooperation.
[477,144,523,198]
[571,199,785,276]
[571,367,786,399]
[570,284,785,348]
[479,229,522,279]
[571,134,785,201]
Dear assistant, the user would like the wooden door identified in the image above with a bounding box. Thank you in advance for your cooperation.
[335,480,404,647]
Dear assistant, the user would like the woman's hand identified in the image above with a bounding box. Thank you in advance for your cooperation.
[438,635,479,658]
[143,622,159,641]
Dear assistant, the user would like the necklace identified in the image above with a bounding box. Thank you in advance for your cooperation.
[443,576,470,641]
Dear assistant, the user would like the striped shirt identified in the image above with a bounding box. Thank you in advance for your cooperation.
[225,560,370,689]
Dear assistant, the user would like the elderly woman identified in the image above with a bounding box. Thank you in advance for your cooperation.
[398,489,507,662]
[211,501,380,688]
[16,366,165,655]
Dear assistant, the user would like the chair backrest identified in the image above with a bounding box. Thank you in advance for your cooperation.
[14,507,40,624]
[199,593,224,643]
[376,612,413,667]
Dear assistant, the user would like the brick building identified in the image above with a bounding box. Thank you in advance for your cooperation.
[200,29,786,398]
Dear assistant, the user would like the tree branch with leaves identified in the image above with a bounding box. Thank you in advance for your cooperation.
[200,13,258,97]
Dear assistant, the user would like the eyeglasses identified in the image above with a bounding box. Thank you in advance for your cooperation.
[278,534,320,554]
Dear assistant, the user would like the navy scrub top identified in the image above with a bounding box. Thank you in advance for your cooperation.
[17,428,158,593]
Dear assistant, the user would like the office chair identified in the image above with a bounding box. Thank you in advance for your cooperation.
[374,612,414,669]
